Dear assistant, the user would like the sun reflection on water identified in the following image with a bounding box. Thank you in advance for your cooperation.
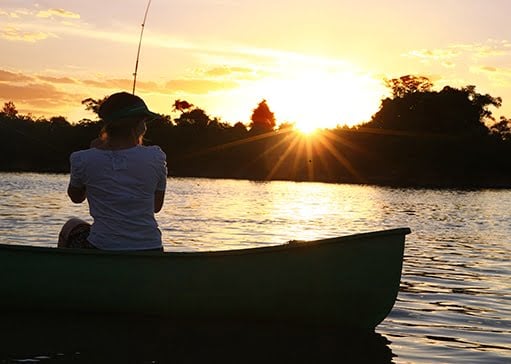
[0,173,510,363]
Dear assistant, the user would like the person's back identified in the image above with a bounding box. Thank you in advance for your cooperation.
[61,92,167,251]
[69,145,166,250]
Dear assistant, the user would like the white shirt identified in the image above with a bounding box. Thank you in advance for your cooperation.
[69,145,167,250]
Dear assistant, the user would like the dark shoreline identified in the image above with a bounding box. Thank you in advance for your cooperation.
[2,168,510,191]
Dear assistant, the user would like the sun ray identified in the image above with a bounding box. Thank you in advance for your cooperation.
[173,128,291,162]
[314,133,366,183]
[321,129,373,159]
[265,133,302,180]
[305,137,315,181]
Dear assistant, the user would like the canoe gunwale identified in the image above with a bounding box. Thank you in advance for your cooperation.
[0,227,411,258]
[0,227,409,328]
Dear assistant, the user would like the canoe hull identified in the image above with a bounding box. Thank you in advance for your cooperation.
[0,228,410,330]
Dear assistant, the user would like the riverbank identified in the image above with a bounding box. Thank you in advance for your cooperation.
[3,167,510,190]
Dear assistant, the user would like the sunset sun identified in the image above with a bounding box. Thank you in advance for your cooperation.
[294,120,318,135]
[247,68,385,132]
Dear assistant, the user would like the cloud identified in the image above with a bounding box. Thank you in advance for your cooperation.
[36,8,80,19]
[442,61,455,68]
[0,26,55,42]
[0,82,79,106]
[81,78,159,92]
[81,79,132,89]
[480,66,498,73]
[204,66,254,77]
[452,42,510,58]
[470,65,511,88]
[37,76,77,84]
[0,7,81,43]
[472,65,511,76]
[0,69,34,82]
[80,76,239,94]
[0,8,29,18]
[165,79,239,94]
[0,9,15,18]
[1,6,80,20]
[406,40,511,66]
[405,48,459,69]
[406,48,460,61]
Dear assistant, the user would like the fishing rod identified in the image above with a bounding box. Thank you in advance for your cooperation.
[132,0,152,95]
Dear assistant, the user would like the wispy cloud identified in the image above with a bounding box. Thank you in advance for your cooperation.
[0,69,34,82]
[36,8,80,19]
[81,78,158,92]
[0,6,81,43]
[1,6,80,20]
[472,65,511,77]
[470,65,511,87]
[406,39,511,65]
[0,82,79,106]
[37,75,77,84]
[204,66,254,77]
[454,39,511,58]
[0,8,30,18]
[406,48,460,61]
[165,79,239,94]
[0,26,55,42]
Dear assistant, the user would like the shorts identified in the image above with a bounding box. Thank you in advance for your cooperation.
[58,218,96,249]
[58,218,164,252]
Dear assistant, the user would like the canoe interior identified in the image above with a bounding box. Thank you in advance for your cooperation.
[0,228,410,330]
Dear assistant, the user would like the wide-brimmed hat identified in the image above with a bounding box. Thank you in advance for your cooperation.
[98,92,159,122]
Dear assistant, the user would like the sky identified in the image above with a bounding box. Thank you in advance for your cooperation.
[1,0,511,131]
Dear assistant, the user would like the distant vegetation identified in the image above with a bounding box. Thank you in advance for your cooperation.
[1,75,511,188]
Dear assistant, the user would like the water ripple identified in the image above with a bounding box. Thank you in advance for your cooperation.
[0,173,510,363]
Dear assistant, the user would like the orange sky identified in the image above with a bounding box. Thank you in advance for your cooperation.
[1,1,511,130]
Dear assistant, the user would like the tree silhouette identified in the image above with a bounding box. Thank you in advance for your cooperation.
[174,108,210,128]
[81,97,108,117]
[367,79,501,135]
[385,75,433,98]
[249,99,276,133]
[2,80,511,188]
[172,99,194,113]
[1,101,18,118]
[490,116,511,140]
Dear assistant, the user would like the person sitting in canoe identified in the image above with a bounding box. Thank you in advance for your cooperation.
[59,92,167,251]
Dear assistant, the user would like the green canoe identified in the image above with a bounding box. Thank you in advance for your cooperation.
[0,228,410,330]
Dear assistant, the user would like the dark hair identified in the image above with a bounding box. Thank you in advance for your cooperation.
[102,118,142,139]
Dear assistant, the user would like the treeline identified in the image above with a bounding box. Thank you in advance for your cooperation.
[1,75,511,188]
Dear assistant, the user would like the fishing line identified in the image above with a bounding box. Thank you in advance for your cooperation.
[132,0,152,95]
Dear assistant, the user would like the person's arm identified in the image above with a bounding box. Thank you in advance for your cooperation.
[67,185,86,203]
[68,151,87,203]
[154,190,165,213]
[153,147,167,214]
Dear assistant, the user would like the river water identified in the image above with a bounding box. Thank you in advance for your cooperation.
[0,173,509,363]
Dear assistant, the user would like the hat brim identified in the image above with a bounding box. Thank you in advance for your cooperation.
[104,103,160,122]
[142,110,161,123]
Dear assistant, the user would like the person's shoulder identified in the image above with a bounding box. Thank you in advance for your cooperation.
[70,148,93,160]
[71,147,104,163]
[140,145,166,158]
